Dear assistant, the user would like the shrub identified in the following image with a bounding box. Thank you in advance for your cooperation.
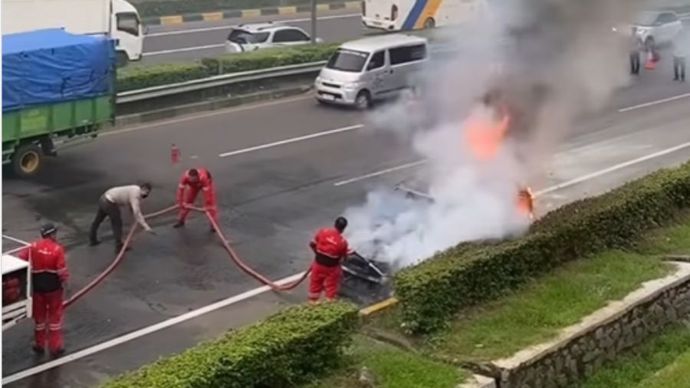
[103,302,359,388]
[394,162,690,334]
[200,44,339,74]
[135,0,331,18]
[117,44,339,92]
[117,63,212,92]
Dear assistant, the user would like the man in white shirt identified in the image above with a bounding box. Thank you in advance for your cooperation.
[89,183,154,253]
[673,29,688,82]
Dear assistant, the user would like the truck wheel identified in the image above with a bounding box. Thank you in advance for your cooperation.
[12,144,43,178]
[116,51,129,68]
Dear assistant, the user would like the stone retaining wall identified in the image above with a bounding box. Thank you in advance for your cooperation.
[490,262,690,388]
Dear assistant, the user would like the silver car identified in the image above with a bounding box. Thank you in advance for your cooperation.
[225,23,321,53]
[315,34,429,109]
[632,11,684,47]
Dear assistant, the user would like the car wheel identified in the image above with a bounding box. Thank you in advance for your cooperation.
[355,91,371,110]
[644,36,655,50]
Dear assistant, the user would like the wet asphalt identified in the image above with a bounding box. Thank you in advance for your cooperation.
[3,54,690,386]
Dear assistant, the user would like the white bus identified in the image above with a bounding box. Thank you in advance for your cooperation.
[361,0,485,31]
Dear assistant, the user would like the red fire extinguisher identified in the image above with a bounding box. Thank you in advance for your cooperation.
[171,144,180,164]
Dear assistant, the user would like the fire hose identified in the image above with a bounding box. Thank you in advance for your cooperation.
[62,204,311,309]
[203,208,311,291]
[62,205,178,308]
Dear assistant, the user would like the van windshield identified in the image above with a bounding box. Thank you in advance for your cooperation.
[326,49,369,72]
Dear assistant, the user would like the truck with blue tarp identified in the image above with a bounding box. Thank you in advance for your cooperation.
[2,28,116,177]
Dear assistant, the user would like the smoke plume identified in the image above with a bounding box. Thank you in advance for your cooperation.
[346,0,644,268]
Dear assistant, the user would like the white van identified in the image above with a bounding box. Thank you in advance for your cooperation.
[315,34,429,109]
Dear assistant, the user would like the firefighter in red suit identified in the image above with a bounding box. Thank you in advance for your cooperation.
[174,168,218,232]
[308,217,350,303]
[18,224,68,357]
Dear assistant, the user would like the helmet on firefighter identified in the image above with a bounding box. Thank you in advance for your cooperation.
[40,223,58,238]
[334,217,348,233]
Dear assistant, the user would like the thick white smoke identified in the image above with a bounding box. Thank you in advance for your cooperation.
[345,0,644,269]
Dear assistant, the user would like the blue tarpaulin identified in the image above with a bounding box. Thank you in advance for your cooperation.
[2,28,115,112]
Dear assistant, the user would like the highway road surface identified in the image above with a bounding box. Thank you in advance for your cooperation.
[142,9,363,64]
[139,10,690,65]
[3,52,690,386]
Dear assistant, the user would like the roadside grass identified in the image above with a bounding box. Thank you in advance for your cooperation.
[425,252,671,362]
[305,335,467,388]
[368,218,690,363]
[578,323,690,388]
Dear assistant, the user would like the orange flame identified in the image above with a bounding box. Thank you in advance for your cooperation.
[517,187,535,220]
[464,108,510,161]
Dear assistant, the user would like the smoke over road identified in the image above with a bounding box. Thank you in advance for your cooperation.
[344,0,645,268]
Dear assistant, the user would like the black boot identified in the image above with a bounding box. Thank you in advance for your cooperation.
[173,221,185,228]
[51,348,65,358]
[32,344,44,355]
[89,239,101,247]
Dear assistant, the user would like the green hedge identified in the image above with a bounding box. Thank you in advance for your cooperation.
[394,161,690,334]
[103,302,359,388]
[135,0,338,18]
[200,44,339,74]
[117,44,339,92]
[117,63,212,92]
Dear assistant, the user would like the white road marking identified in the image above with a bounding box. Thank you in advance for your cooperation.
[5,140,690,384]
[145,13,361,37]
[2,234,29,245]
[618,92,690,113]
[218,124,364,158]
[333,160,427,186]
[144,43,225,56]
[533,141,690,196]
[1,272,306,385]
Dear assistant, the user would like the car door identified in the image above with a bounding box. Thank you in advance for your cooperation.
[271,28,311,48]
[364,51,389,97]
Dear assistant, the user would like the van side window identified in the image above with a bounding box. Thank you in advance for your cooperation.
[389,44,427,65]
[367,51,385,70]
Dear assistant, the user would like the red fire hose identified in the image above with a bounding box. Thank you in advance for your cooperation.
[63,204,311,309]
[199,207,311,291]
[62,205,179,308]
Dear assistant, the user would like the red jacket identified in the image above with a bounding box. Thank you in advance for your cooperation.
[311,228,350,260]
[18,238,68,293]
[177,168,212,203]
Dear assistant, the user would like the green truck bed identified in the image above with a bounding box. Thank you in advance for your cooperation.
[2,95,114,176]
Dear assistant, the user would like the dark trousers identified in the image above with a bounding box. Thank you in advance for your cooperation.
[674,56,686,81]
[90,196,123,247]
[630,52,641,74]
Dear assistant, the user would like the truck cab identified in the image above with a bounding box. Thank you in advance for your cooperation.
[112,0,144,64]
[2,253,32,331]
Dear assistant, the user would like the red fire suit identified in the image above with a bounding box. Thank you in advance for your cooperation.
[308,228,350,302]
[177,168,218,223]
[18,238,68,353]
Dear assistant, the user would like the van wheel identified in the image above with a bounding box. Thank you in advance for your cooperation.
[12,144,43,178]
[355,91,372,110]
[423,18,435,29]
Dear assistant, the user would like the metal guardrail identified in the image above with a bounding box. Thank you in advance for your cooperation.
[116,61,327,103]
[116,44,459,104]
